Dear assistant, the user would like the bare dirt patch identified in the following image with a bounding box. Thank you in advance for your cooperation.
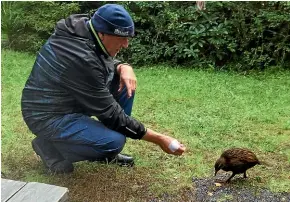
[149,173,290,202]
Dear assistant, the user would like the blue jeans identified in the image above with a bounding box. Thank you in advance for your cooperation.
[46,79,134,162]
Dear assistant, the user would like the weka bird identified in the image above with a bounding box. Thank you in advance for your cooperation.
[214,148,260,183]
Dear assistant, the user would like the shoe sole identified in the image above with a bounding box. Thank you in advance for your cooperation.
[108,159,135,167]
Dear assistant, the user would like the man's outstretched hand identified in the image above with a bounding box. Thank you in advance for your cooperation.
[142,128,186,156]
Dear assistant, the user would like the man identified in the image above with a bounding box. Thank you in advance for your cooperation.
[21,4,186,174]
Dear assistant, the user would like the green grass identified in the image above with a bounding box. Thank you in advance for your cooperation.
[2,49,290,201]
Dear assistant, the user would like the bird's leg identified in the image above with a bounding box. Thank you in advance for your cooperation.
[243,171,247,178]
[226,172,236,183]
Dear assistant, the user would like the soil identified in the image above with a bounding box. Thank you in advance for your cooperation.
[149,173,290,202]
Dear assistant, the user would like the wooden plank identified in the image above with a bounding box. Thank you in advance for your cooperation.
[7,182,69,202]
[1,179,27,202]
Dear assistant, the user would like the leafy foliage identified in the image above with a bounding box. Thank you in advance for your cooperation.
[1,1,80,52]
[2,1,290,71]
[119,1,290,71]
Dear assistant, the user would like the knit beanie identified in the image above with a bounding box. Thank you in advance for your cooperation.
[91,4,134,37]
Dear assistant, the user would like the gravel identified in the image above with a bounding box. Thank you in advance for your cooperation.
[149,173,290,202]
[192,175,290,202]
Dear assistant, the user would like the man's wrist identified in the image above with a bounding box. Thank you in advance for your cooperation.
[117,63,132,75]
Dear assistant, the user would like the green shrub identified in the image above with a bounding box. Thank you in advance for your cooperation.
[2,1,290,71]
[119,1,290,70]
[1,1,80,52]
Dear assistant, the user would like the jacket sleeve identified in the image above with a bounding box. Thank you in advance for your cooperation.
[113,58,122,74]
[59,56,146,139]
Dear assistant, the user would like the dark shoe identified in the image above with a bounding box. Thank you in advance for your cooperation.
[32,137,74,174]
[100,153,134,167]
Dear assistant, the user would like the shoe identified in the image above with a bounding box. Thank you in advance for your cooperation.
[110,153,135,167]
[32,137,74,174]
[99,153,134,167]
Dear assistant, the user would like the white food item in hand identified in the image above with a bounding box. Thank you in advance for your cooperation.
[168,140,180,152]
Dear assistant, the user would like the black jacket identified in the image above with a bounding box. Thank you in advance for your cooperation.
[21,14,146,139]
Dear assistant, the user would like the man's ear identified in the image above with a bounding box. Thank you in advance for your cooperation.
[98,32,105,40]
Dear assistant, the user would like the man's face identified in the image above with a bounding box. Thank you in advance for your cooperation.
[99,34,129,57]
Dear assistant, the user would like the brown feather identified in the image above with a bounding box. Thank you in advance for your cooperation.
[215,148,260,182]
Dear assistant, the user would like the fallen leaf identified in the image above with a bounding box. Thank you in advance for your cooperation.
[215,182,222,187]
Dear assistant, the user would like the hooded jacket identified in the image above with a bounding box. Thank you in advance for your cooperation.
[21,14,146,139]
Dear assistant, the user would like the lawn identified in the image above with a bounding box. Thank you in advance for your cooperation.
[1,49,290,201]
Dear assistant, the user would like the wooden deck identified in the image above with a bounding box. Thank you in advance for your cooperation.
[1,179,69,202]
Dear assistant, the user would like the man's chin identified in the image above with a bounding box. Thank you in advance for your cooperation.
[108,52,117,57]
[109,50,119,57]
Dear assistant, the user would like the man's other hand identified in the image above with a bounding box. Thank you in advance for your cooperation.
[117,64,137,98]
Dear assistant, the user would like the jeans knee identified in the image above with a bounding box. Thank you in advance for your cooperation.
[94,133,126,158]
[111,134,126,152]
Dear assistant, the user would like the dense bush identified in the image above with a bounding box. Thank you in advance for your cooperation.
[1,1,80,52]
[120,1,290,70]
[2,1,290,71]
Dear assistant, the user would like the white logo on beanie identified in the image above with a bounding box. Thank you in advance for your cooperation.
[114,29,129,36]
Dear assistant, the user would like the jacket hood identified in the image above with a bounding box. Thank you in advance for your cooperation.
[55,14,92,40]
